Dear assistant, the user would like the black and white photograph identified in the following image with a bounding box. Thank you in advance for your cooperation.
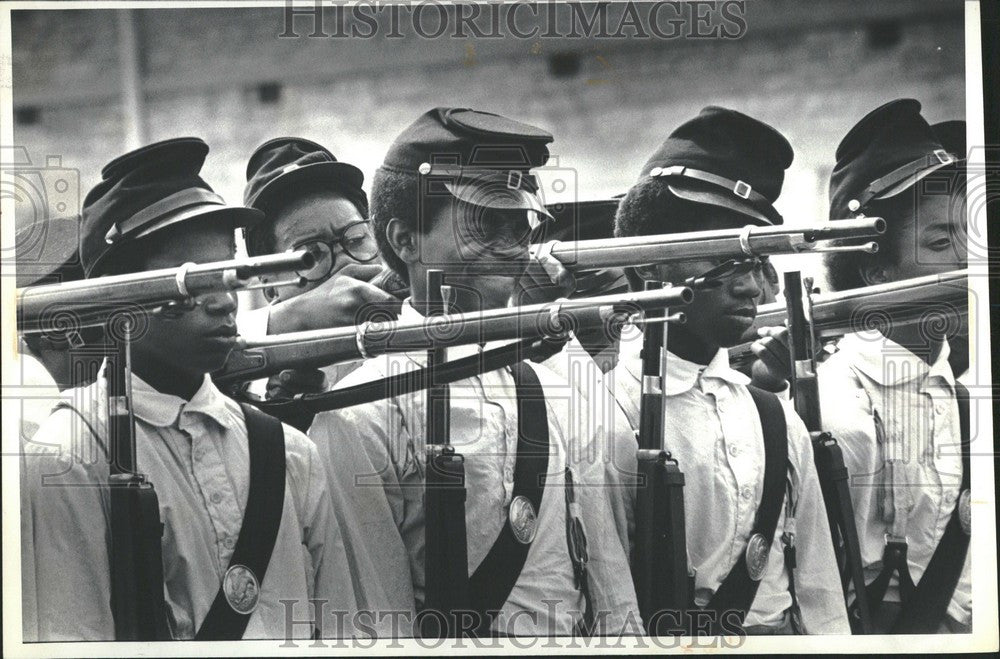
[2,0,997,655]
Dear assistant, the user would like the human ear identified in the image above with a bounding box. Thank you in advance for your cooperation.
[386,218,418,265]
[859,262,889,286]
[632,264,660,283]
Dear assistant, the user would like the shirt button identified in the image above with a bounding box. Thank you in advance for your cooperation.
[935,404,947,415]
[210,492,223,505]
[729,445,739,457]
[741,486,753,500]
[223,536,236,550]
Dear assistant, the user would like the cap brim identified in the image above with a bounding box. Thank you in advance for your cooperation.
[444,180,553,219]
[132,205,264,240]
[667,181,777,226]
[247,161,364,209]
[873,159,958,200]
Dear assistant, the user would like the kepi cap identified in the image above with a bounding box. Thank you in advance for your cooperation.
[829,99,956,220]
[639,106,793,226]
[380,107,554,218]
[81,137,262,277]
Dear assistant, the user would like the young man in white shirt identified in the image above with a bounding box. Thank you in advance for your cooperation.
[308,108,640,637]
[609,107,850,635]
[815,100,970,633]
[20,138,364,641]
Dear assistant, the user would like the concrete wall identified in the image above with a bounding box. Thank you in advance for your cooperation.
[10,1,965,245]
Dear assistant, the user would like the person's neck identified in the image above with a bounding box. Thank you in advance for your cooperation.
[665,326,719,366]
[409,274,504,315]
[129,359,205,401]
[884,322,945,366]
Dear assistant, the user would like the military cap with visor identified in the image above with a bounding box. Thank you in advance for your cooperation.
[638,106,794,227]
[930,120,966,163]
[379,107,554,218]
[243,137,367,212]
[80,137,262,277]
[829,99,958,221]
[242,136,369,258]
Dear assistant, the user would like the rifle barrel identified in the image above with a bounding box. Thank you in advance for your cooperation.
[729,269,968,367]
[217,285,693,385]
[17,250,313,332]
[534,218,885,270]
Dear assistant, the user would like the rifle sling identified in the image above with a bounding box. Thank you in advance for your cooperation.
[468,361,550,635]
[195,404,287,640]
[703,386,788,629]
[890,382,971,633]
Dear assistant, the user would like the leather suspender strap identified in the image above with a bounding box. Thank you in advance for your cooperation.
[468,361,551,635]
[703,386,788,630]
[892,382,972,633]
[195,404,287,640]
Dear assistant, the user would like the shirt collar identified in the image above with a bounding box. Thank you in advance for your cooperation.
[839,331,955,388]
[620,329,750,395]
[96,361,233,429]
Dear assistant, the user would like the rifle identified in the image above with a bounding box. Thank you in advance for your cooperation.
[421,270,471,638]
[105,313,171,640]
[17,250,313,333]
[783,271,872,634]
[728,269,969,370]
[216,286,694,386]
[531,218,884,270]
[630,281,690,636]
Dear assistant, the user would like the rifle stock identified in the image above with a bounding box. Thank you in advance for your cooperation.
[631,281,690,635]
[106,318,169,640]
[783,271,871,634]
[421,271,471,638]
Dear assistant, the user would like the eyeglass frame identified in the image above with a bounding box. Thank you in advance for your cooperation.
[291,220,379,282]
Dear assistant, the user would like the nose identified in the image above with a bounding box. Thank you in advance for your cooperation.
[728,267,763,299]
[201,291,238,316]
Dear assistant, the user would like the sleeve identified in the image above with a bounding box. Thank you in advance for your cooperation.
[308,400,418,637]
[20,409,115,641]
[783,403,852,634]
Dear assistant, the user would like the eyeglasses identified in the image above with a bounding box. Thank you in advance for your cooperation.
[684,256,770,289]
[293,221,379,282]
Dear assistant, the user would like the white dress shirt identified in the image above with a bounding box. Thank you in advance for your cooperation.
[20,367,359,641]
[609,333,850,634]
[817,331,971,626]
[308,301,639,635]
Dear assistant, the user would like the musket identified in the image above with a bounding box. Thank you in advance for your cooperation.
[783,271,873,634]
[216,286,695,386]
[729,269,969,370]
[17,250,314,333]
[531,218,885,270]
[105,315,170,640]
[631,281,690,636]
[421,271,470,638]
